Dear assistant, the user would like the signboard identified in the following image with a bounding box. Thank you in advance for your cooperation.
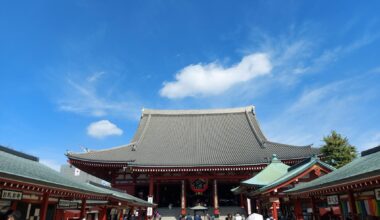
[246,198,251,215]
[57,199,78,209]
[327,195,339,205]
[1,190,23,200]
[147,196,153,216]
[375,189,380,200]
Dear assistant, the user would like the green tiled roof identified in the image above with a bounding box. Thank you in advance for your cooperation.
[0,148,152,207]
[286,147,380,194]
[241,155,289,186]
[87,182,154,207]
[251,156,335,195]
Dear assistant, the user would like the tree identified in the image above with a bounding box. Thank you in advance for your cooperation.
[320,130,357,168]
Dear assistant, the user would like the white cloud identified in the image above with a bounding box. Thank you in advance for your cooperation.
[261,71,380,150]
[160,53,272,99]
[58,72,141,120]
[87,120,123,139]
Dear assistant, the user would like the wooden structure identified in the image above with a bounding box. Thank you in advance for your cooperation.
[234,155,335,219]
[67,106,320,217]
[0,146,153,220]
[286,146,380,220]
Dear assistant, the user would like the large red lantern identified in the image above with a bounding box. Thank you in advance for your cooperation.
[190,178,209,193]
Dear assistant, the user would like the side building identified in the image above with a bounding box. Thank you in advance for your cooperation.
[67,106,320,216]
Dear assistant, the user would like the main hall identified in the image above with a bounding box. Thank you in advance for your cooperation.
[67,106,320,216]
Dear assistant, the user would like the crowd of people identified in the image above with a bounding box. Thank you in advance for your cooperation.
[0,209,21,220]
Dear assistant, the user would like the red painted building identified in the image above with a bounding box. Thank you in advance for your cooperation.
[0,146,153,220]
[67,106,320,217]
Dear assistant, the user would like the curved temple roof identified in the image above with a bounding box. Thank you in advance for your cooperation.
[0,147,153,207]
[68,106,320,167]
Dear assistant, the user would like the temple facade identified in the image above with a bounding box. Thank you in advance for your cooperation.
[67,106,320,217]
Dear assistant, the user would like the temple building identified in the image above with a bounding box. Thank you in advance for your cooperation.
[286,145,380,220]
[232,154,335,219]
[67,106,320,217]
[0,145,153,220]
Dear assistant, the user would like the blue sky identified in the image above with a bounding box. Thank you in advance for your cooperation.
[1,1,380,170]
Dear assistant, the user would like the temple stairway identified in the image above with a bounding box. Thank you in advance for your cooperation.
[157,206,246,220]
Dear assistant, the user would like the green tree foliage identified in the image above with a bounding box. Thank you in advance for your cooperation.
[321,131,357,168]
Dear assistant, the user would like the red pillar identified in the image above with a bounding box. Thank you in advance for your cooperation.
[240,194,245,208]
[348,191,358,220]
[40,193,50,220]
[181,180,186,216]
[119,209,124,220]
[155,182,160,204]
[311,197,317,220]
[99,207,107,220]
[10,201,18,211]
[80,198,87,220]
[272,202,278,220]
[149,176,154,197]
[294,198,303,220]
[213,180,220,217]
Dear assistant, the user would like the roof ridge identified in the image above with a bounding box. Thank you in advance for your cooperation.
[142,105,255,115]
[264,140,313,149]
[0,145,39,162]
[134,114,152,150]
[245,110,265,148]
[67,143,135,155]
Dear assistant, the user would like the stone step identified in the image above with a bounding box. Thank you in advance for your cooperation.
[156,206,246,220]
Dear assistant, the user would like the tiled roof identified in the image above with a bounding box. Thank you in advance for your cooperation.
[0,147,152,207]
[241,155,289,186]
[251,156,335,195]
[286,146,380,194]
[87,182,154,206]
[68,106,320,167]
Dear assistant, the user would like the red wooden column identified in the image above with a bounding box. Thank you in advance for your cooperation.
[180,180,186,216]
[240,193,245,208]
[149,176,154,198]
[119,209,124,220]
[40,193,50,220]
[310,197,317,220]
[213,180,220,217]
[11,201,18,210]
[80,198,87,220]
[155,182,160,204]
[271,202,278,220]
[348,191,358,220]
[294,198,303,220]
[99,206,107,220]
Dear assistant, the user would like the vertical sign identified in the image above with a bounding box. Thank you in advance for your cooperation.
[147,196,153,217]
[181,180,185,209]
[247,198,252,215]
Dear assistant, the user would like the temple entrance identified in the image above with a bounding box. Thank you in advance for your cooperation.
[158,183,181,207]
[218,182,239,206]
[186,188,212,207]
